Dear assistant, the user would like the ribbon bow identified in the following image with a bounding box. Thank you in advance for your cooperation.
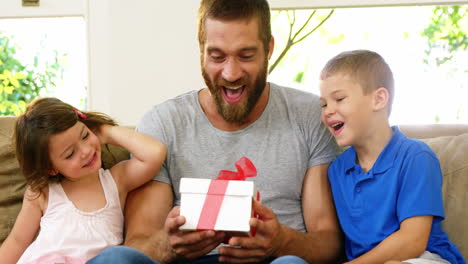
[196,157,258,233]
[216,156,257,180]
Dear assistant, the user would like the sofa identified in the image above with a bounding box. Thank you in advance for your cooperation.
[1,116,467,261]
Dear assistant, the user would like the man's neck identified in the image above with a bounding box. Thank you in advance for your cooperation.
[199,83,270,132]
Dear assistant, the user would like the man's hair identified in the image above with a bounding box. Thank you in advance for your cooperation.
[197,0,272,54]
[14,97,117,195]
[320,49,395,114]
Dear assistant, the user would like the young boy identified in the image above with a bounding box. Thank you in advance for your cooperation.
[319,49,466,264]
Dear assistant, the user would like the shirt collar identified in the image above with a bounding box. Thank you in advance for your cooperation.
[343,126,404,175]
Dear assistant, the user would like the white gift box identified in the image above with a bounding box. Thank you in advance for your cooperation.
[179,177,256,234]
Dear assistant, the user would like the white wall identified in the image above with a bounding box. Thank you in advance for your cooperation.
[91,0,467,125]
[0,0,203,126]
[2,0,467,125]
[87,0,204,126]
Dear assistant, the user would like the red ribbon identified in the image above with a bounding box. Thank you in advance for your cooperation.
[196,157,257,231]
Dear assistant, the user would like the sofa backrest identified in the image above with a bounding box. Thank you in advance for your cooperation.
[0,116,467,260]
[0,117,25,244]
[400,125,468,260]
[418,132,468,260]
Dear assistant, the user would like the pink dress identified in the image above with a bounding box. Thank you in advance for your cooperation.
[17,169,124,264]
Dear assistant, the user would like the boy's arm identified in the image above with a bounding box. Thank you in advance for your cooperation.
[100,125,167,193]
[0,188,43,264]
[346,215,432,264]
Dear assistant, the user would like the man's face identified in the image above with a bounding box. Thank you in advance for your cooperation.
[201,17,269,124]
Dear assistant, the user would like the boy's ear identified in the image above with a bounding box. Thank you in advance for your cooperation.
[48,168,59,176]
[373,87,389,112]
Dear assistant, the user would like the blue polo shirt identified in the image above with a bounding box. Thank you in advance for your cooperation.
[328,126,465,264]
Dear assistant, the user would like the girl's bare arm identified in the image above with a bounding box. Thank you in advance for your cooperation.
[0,188,43,264]
[99,125,167,193]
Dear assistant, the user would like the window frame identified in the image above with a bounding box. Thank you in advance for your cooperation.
[269,0,468,9]
[0,0,85,18]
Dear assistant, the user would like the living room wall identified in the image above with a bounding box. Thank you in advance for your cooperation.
[1,0,465,125]
[87,0,204,126]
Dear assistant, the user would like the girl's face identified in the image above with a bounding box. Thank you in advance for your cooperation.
[48,121,102,181]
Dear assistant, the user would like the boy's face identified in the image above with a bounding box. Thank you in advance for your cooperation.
[320,74,375,147]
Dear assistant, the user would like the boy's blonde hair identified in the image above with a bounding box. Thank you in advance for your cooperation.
[320,49,394,115]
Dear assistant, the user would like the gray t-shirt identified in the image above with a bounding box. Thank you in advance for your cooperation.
[137,82,337,232]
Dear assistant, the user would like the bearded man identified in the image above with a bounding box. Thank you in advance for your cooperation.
[88,0,341,264]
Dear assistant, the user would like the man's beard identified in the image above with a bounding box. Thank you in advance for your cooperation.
[202,59,268,124]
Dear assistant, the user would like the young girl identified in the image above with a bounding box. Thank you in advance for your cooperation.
[0,97,166,264]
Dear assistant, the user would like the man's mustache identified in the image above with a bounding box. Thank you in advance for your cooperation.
[216,78,247,87]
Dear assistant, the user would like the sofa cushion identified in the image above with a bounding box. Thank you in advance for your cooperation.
[422,133,468,260]
[0,117,25,245]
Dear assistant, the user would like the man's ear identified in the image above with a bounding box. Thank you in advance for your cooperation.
[268,36,275,60]
[373,87,389,112]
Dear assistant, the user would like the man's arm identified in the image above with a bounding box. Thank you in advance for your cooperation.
[124,180,174,261]
[124,180,226,263]
[273,163,343,263]
[218,164,343,264]
[296,163,343,262]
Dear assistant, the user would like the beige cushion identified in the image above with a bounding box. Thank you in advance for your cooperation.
[422,133,468,260]
[0,117,25,245]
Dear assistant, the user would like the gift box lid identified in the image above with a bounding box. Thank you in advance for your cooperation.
[180,178,255,197]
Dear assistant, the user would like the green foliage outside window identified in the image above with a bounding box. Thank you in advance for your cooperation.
[422,6,468,67]
[422,5,468,123]
[0,33,64,116]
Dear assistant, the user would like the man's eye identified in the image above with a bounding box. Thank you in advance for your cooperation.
[210,55,224,61]
[240,55,254,60]
[336,97,345,102]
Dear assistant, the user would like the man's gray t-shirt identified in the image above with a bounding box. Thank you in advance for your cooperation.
[137,82,337,232]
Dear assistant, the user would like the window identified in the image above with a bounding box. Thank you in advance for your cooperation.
[0,1,87,115]
[268,2,468,124]
[0,17,87,110]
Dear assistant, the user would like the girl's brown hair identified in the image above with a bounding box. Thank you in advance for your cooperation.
[14,97,117,195]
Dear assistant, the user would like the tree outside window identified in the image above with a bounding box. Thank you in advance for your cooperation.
[269,5,468,124]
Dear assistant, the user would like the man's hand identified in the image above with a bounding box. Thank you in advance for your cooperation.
[166,206,226,261]
[218,200,285,263]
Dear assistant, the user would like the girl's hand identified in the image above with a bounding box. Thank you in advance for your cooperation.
[94,124,113,145]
